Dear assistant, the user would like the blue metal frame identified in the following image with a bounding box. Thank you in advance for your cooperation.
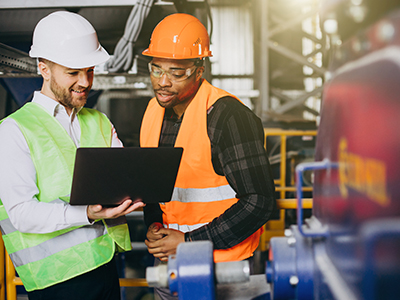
[168,241,216,300]
[267,226,315,300]
[295,159,337,238]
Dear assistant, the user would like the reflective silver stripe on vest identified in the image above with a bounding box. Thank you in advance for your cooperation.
[0,199,70,235]
[10,222,106,267]
[171,184,236,203]
[167,223,208,233]
[0,218,17,235]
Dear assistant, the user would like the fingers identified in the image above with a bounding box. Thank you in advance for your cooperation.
[145,238,163,252]
[146,222,165,241]
[145,239,170,260]
[87,205,101,222]
[129,200,145,212]
[87,204,103,221]
[145,230,180,260]
[156,228,169,235]
[146,246,171,261]
[149,222,163,232]
[159,257,169,262]
[104,199,132,218]
[91,204,103,213]
[146,232,163,243]
[87,199,145,220]
[147,231,163,242]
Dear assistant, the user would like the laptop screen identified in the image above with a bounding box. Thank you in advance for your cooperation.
[69,147,183,206]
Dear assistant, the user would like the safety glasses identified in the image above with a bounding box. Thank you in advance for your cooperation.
[148,63,197,82]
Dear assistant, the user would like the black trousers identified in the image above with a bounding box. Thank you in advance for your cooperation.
[27,257,121,300]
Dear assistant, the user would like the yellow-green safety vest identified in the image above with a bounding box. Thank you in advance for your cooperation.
[0,102,131,291]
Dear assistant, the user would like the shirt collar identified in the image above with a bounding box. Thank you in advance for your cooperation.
[165,107,184,122]
[32,91,83,117]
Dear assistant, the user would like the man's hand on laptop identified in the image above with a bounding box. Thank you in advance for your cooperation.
[87,199,145,222]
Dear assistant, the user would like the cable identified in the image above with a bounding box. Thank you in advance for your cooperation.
[204,0,213,42]
[105,0,154,73]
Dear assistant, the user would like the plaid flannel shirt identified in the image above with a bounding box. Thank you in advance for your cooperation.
[143,96,276,250]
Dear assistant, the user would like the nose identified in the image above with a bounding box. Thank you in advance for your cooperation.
[77,71,92,88]
[157,73,172,87]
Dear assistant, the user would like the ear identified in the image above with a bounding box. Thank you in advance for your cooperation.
[38,61,51,81]
[195,66,204,81]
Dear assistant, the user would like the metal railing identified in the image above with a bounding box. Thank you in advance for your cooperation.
[0,210,149,300]
[0,242,149,300]
[259,129,317,251]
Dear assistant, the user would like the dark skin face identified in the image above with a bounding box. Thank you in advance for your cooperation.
[149,58,204,118]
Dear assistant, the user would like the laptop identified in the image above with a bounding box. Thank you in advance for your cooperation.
[69,147,183,206]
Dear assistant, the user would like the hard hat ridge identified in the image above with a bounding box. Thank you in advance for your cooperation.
[29,11,110,69]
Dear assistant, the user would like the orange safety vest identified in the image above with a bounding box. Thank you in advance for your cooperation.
[141,79,261,262]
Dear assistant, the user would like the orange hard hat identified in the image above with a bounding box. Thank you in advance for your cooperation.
[142,13,212,59]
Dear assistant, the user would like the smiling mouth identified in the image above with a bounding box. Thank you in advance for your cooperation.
[71,89,88,96]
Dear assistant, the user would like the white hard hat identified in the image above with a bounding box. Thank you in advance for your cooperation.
[29,11,110,69]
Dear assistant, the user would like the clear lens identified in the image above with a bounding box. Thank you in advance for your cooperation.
[148,63,197,82]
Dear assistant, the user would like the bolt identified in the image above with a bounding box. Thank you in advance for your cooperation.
[169,271,177,280]
[287,237,296,247]
[284,229,292,237]
[289,275,299,286]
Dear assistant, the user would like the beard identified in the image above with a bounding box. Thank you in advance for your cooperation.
[50,75,88,110]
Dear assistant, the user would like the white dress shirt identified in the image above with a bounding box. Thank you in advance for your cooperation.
[0,91,123,234]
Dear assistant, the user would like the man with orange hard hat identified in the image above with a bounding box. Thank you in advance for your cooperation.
[140,13,277,299]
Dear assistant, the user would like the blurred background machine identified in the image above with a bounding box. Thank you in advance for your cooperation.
[267,1,400,299]
[145,0,400,299]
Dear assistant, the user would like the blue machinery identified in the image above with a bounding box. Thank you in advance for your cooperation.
[146,1,400,299]
[146,241,270,300]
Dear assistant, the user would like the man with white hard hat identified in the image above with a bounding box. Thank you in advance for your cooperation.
[0,11,144,300]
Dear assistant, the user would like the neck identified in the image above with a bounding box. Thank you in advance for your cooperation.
[173,99,192,119]
[40,86,73,116]
[64,106,73,116]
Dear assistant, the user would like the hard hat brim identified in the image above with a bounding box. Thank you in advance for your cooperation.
[30,46,110,69]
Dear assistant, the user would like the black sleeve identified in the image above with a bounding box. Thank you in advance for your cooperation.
[143,203,163,228]
[186,97,277,249]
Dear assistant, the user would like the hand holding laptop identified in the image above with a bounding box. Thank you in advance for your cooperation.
[87,198,145,222]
